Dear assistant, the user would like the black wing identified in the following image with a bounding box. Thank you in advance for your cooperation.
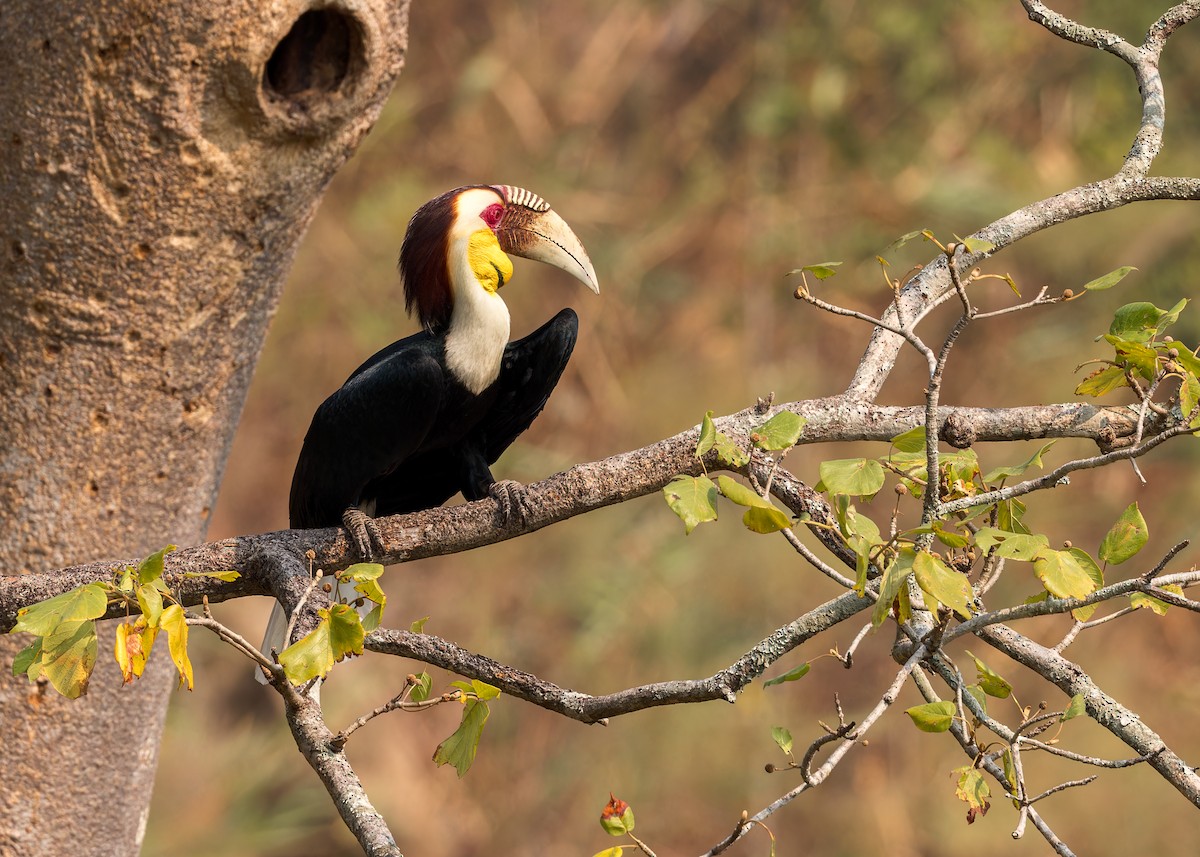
[478,307,579,466]
[288,345,445,529]
[363,309,579,515]
[470,307,578,480]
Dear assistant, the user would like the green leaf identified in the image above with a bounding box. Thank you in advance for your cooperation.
[873,547,916,627]
[770,726,794,755]
[966,651,1013,699]
[1103,335,1159,380]
[343,562,384,582]
[763,662,810,687]
[1174,344,1200,376]
[329,602,367,657]
[407,672,433,703]
[12,582,109,636]
[932,522,969,549]
[410,616,431,633]
[342,563,387,630]
[452,678,501,701]
[39,620,98,699]
[277,604,364,685]
[136,582,163,628]
[136,545,176,584]
[997,498,1030,535]
[974,528,1048,561]
[1083,266,1137,291]
[743,504,791,534]
[964,684,987,715]
[1032,549,1096,600]
[1067,548,1104,621]
[849,534,872,595]
[716,475,791,533]
[751,411,806,450]
[695,410,717,458]
[265,607,340,668]
[713,432,750,468]
[662,474,719,535]
[361,603,384,633]
[1001,749,1018,793]
[1061,693,1087,722]
[1098,502,1148,565]
[953,765,991,813]
[1180,373,1200,428]
[941,448,981,486]
[181,570,241,582]
[913,551,973,618]
[890,426,926,453]
[1108,302,1165,344]
[840,503,881,546]
[887,229,929,250]
[1158,298,1187,335]
[159,604,194,690]
[787,262,842,279]
[433,697,491,777]
[819,458,885,497]
[982,441,1057,483]
[960,236,995,255]
[906,701,956,733]
[1074,364,1129,397]
[12,638,42,680]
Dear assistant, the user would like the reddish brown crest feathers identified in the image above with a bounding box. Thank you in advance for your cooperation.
[399,185,490,330]
[400,184,547,331]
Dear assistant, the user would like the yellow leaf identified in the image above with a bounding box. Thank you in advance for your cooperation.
[160,604,194,690]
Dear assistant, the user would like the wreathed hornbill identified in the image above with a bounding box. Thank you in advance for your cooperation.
[258,185,598,673]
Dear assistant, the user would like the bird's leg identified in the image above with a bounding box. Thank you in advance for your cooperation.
[342,506,385,560]
[488,479,534,527]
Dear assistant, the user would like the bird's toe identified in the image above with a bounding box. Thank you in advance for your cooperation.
[488,479,532,527]
[342,507,385,559]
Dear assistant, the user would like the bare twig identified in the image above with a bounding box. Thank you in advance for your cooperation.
[334,678,458,748]
[702,643,928,855]
[186,615,276,674]
[794,280,938,377]
[365,592,872,724]
[937,420,1195,517]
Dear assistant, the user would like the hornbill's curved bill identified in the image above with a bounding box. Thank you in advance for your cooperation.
[257,185,598,682]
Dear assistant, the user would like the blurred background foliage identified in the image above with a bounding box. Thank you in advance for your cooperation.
[147,1,1200,854]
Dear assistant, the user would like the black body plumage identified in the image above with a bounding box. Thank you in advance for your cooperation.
[287,308,579,530]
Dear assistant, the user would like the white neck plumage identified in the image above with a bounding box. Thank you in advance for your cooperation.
[443,233,511,395]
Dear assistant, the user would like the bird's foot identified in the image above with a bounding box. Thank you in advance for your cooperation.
[342,507,385,560]
[488,479,534,527]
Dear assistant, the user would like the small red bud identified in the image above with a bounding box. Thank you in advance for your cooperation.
[600,793,635,836]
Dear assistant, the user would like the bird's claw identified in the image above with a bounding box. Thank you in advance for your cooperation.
[342,507,385,560]
[489,479,533,527]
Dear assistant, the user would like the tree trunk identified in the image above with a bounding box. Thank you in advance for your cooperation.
[0,2,409,854]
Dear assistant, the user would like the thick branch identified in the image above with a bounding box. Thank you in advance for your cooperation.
[282,687,403,856]
[0,399,1170,631]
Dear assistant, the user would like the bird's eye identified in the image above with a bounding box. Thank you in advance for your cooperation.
[480,202,504,229]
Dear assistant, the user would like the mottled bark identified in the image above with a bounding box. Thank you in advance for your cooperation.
[0,2,409,855]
